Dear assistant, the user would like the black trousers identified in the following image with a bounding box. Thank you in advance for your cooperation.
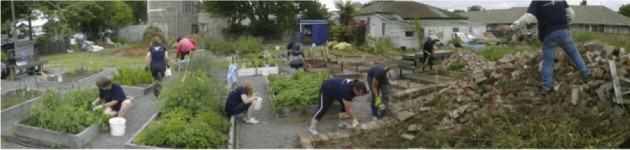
[312,93,346,121]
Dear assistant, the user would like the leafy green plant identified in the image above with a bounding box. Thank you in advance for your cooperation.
[368,37,399,55]
[232,36,263,55]
[1,89,41,110]
[447,61,467,71]
[21,88,107,134]
[143,25,166,43]
[135,108,228,148]
[159,71,223,114]
[113,67,153,86]
[268,71,329,111]
[135,67,229,148]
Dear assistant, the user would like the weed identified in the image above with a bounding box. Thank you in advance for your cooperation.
[113,67,153,86]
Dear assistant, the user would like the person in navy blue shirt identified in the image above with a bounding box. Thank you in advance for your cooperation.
[225,81,261,124]
[144,36,169,97]
[501,0,590,94]
[367,66,391,120]
[94,77,132,118]
[309,77,368,135]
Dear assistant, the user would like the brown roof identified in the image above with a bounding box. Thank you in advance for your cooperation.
[357,1,467,20]
[460,5,630,26]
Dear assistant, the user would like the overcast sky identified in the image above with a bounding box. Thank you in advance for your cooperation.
[320,0,630,12]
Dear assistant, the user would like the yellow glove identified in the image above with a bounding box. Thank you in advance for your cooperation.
[351,119,360,128]
[375,96,383,108]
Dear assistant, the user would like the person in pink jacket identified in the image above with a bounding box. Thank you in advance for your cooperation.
[176,36,196,60]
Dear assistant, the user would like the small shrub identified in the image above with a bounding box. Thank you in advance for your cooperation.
[143,25,166,43]
[22,88,107,134]
[113,67,153,86]
[368,37,398,55]
[232,36,263,55]
[447,61,467,71]
[269,71,329,111]
[159,71,223,114]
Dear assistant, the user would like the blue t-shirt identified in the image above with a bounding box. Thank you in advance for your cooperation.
[527,0,570,40]
[226,86,247,108]
[149,44,167,65]
[367,66,388,85]
[320,77,355,101]
[99,84,126,111]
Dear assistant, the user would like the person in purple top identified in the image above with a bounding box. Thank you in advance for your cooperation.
[308,77,368,135]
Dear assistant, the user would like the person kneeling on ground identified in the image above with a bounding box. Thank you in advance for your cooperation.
[288,44,305,74]
[225,81,261,124]
[367,66,391,120]
[93,77,132,118]
[309,77,368,135]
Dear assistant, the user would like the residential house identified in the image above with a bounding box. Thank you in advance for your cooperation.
[147,1,199,39]
[356,1,485,49]
[461,5,630,35]
[197,12,229,41]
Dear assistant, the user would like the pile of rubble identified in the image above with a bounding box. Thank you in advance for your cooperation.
[432,42,629,131]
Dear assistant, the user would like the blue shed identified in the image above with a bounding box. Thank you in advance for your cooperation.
[299,20,328,46]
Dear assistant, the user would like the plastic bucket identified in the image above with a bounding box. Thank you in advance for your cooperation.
[109,117,126,136]
[254,97,263,110]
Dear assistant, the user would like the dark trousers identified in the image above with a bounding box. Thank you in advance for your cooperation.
[369,82,391,118]
[422,51,433,70]
[312,93,346,121]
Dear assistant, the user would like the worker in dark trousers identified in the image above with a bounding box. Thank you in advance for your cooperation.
[501,0,591,94]
[422,37,439,71]
[309,77,368,135]
[367,66,391,121]
[144,36,169,97]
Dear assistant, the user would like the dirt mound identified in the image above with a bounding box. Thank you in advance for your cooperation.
[114,42,152,58]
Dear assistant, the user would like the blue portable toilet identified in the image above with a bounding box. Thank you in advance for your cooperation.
[299,20,328,46]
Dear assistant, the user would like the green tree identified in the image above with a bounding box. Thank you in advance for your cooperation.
[204,1,329,39]
[125,0,147,24]
[335,0,357,25]
[468,5,483,12]
[620,4,630,18]
[63,1,132,39]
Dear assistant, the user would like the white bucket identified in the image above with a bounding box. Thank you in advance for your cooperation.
[108,117,126,136]
[254,97,263,110]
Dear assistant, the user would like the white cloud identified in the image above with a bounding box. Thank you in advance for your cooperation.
[320,0,630,12]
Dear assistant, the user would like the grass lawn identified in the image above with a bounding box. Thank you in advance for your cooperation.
[573,31,630,52]
[1,90,40,110]
[40,44,145,71]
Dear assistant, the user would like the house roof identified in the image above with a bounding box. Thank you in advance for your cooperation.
[460,5,630,26]
[357,1,467,20]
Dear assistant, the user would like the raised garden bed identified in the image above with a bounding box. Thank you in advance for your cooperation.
[13,88,106,148]
[238,66,279,77]
[125,72,231,149]
[1,89,41,110]
[125,112,236,149]
[13,123,100,148]
[42,68,101,83]
[267,71,329,118]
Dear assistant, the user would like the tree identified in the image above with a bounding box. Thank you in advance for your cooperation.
[125,0,147,24]
[204,1,329,39]
[335,0,357,25]
[621,4,630,18]
[580,0,587,6]
[468,5,483,12]
[63,1,132,39]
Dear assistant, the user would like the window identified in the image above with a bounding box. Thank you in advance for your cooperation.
[382,23,386,36]
[452,27,459,32]
[184,1,193,12]
[405,31,414,37]
[199,23,208,32]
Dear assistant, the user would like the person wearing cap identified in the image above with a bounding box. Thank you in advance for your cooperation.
[93,77,132,118]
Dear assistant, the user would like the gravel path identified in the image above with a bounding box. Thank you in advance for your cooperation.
[235,76,374,148]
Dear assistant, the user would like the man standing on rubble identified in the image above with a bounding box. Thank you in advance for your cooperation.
[501,0,591,94]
